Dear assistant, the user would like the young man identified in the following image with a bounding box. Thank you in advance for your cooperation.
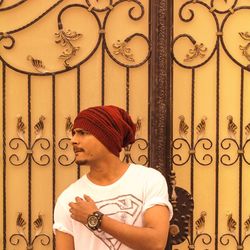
[53,105,173,250]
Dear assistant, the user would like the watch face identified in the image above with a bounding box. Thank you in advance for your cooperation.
[87,211,103,230]
[88,215,98,227]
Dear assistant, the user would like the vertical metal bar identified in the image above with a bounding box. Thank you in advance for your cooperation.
[167,1,174,248]
[126,67,129,113]
[190,68,195,243]
[166,1,174,248]
[77,66,81,179]
[27,74,32,244]
[215,42,220,250]
[148,0,152,169]
[148,0,169,175]
[239,67,244,243]
[2,63,7,250]
[101,36,105,106]
[52,74,56,250]
[77,66,80,114]
[167,0,174,174]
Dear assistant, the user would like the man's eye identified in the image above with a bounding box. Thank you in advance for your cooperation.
[79,131,89,135]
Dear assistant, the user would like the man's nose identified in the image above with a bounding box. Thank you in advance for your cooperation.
[71,134,77,144]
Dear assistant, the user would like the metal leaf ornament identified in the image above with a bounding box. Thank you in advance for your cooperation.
[113,40,135,62]
[16,213,26,236]
[195,211,207,234]
[244,216,250,232]
[55,29,82,68]
[184,43,207,62]
[33,214,43,236]
[27,55,49,73]
[65,116,73,139]
[239,32,250,41]
[34,115,45,140]
[227,212,237,233]
[16,114,26,140]
[245,123,250,140]
[227,115,237,139]
[196,116,207,141]
[178,115,189,139]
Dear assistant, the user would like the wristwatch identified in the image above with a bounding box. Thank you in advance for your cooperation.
[87,211,104,230]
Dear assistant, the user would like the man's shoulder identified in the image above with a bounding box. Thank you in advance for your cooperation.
[129,164,163,178]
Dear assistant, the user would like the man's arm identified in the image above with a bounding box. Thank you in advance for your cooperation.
[55,230,74,250]
[101,205,170,250]
[69,195,170,250]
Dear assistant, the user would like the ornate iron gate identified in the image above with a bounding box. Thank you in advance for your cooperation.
[1,0,151,249]
[165,0,250,249]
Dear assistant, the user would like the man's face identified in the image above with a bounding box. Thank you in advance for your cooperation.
[71,128,109,165]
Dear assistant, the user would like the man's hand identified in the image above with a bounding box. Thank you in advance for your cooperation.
[68,194,98,224]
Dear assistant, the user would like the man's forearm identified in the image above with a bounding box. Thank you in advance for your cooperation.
[100,215,169,250]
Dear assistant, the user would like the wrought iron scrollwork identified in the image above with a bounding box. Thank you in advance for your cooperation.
[172,1,219,69]
[0,0,28,11]
[172,116,213,166]
[239,32,250,63]
[0,32,15,49]
[184,233,212,250]
[9,115,50,166]
[1,0,149,75]
[56,3,102,70]
[220,115,250,166]
[85,0,113,12]
[58,138,75,166]
[220,4,250,71]
[220,213,250,249]
[122,138,148,165]
[10,213,50,249]
[58,116,75,166]
[103,0,150,68]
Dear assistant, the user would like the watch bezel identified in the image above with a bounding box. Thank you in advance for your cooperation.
[87,211,103,231]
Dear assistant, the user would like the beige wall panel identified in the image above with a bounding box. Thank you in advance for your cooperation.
[105,56,127,107]
[79,50,103,108]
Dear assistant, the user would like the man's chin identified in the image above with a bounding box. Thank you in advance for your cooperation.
[75,160,88,165]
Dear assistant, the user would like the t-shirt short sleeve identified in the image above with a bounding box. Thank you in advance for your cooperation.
[142,169,173,220]
[53,196,74,236]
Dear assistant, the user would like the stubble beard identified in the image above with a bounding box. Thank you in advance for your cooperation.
[75,159,89,165]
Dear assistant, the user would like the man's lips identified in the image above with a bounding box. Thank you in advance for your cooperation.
[73,147,84,153]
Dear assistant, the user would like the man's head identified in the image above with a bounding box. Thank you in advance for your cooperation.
[72,105,136,160]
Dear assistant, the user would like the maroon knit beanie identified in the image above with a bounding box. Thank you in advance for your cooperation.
[73,105,136,156]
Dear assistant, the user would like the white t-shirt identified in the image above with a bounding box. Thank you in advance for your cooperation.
[53,164,173,250]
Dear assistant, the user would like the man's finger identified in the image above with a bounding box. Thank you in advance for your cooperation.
[75,196,83,202]
[84,194,94,202]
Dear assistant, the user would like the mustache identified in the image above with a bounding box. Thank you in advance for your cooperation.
[73,146,85,153]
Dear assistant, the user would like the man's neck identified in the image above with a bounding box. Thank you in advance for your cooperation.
[87,157,129,186]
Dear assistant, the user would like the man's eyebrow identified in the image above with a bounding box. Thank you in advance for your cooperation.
[73,128,90,133]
